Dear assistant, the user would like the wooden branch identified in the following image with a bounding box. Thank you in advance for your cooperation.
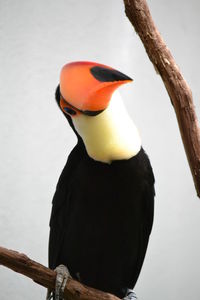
[123,0,200,197]
[0,246,120,300]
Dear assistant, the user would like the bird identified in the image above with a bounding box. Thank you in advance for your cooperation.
[48,61,155,300]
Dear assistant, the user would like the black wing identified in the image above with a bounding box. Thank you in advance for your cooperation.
[48,140,85,269]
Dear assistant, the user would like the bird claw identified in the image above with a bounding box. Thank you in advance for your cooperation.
[55,264,71,300]
[123,289,137,300]
[46,264,71,300]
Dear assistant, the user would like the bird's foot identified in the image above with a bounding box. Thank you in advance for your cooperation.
[46,264,71,300]
[123,289,137,300]
[55,264,71,300]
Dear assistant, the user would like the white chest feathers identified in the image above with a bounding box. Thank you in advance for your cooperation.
[73,91,142,163]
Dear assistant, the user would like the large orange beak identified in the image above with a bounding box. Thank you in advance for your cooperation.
[60,61,133,114]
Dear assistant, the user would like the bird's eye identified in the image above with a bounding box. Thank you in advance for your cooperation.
[63,107,77,116]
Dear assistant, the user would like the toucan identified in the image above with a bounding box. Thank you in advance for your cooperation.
[48,61,155,300]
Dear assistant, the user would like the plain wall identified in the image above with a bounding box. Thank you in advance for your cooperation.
[0,1,200,299]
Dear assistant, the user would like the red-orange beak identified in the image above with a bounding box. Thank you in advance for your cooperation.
[59,61,133,115]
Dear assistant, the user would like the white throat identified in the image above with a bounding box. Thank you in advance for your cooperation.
[73,91,142,163]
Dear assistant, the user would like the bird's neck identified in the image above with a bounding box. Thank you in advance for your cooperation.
[72,92,141,164]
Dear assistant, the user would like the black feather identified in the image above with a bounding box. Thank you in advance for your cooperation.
[49,143,155,298]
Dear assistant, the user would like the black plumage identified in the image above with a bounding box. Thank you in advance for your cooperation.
[49,86,155,298]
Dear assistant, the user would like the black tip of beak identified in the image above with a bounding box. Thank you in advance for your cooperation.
[90,66,133,83]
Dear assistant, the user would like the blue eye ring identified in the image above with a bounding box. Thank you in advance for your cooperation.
[64,107,77,115]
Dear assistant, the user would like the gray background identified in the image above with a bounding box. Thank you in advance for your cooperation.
[0,0,200,299]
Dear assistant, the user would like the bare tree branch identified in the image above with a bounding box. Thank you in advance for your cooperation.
[0,246,120,300]
[123,0,200,197]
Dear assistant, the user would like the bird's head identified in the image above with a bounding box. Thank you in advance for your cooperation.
[55,61,141,162]
[56,61,133,118]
